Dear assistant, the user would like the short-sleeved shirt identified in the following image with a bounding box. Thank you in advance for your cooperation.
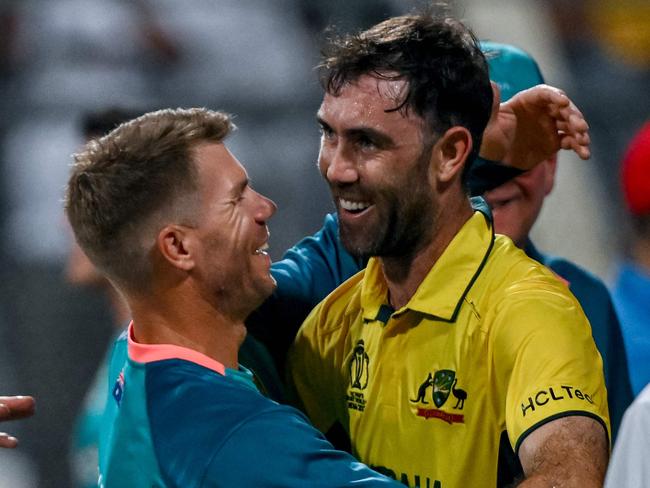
[97,324,399,487]
[525,241,632,439]
[288,206,610,488]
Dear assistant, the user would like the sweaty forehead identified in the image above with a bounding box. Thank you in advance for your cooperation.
[318,75,423,131]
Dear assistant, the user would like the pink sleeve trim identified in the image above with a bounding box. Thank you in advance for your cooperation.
[552,272,571,288]
[127,322,226,376]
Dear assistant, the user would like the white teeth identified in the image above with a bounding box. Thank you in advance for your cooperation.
[339,198,371,211]
[254,243,269,255]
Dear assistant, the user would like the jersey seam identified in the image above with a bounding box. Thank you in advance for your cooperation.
[513,409,610,454]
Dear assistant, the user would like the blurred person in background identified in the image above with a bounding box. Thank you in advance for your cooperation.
[481,42,633,440]
[612,121,650,397]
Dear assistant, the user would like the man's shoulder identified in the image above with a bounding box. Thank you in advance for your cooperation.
[144,360,287,484]
[484,235,572,299]
[534,249,611,298]
[144,360,270,415]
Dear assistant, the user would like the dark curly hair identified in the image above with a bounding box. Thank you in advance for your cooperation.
[320,11,492,184]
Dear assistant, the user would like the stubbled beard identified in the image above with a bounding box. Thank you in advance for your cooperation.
[338,188,433,260]
[338,147,435,260]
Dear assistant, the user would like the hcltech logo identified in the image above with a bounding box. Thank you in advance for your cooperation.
[411,369,466,424]
[347,339,370,412]
[112,370,125,407]
[520,385,595,417]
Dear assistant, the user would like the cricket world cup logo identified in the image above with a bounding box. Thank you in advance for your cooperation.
[349,339,369,390]
[347,339,370,412]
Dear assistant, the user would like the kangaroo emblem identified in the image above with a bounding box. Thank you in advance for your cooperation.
[411,373,434,403]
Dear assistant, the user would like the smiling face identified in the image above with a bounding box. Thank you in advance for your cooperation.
[483,157,556,247]
[317,75,439,259]
[190,143,277,315]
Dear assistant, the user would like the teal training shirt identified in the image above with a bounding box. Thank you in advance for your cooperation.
[98,325,399,487]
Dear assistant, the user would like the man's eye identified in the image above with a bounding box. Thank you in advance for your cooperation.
[230,193,246,205]
[319,125,334,139]
[357,135,377,150]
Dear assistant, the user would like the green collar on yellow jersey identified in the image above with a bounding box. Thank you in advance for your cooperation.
[360,197,494,324]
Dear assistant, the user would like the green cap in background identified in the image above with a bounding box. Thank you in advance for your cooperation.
[480,41,545,102]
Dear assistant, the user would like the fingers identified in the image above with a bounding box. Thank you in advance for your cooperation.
[0,432,18,448]
[556,117,589,135]
[500,83,591,163]
[527,84,570,109]
[563,137,591,159]
[553,103,590,160]
[512,85,581,126]
[560,112,591,159]
[0,397,35,448]
[558,132,591,160]
[0,396,36,421]
[556,120,590,147]
[556,103,588,127]
[536,88,585,139]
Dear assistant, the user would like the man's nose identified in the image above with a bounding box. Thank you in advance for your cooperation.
[322,147,359,185]
[255,193,276,223]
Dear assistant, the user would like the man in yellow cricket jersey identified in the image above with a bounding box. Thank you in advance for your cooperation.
[288,11,610,488]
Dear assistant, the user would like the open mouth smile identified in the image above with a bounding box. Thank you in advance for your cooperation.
[254,242,270,256]
[339,198,372,214]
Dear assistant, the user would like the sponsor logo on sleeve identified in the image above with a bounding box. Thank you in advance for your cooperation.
[520,385,595,417]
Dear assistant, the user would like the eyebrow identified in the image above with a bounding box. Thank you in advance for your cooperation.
[316,115,395,148]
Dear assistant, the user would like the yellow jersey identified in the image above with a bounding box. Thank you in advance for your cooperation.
[288,207,610,488]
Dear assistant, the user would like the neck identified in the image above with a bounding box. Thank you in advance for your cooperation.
[106,287,132,327]
[382,197,473,309]
[126,285,246,370]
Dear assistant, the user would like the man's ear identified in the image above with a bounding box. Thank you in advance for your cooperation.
[156,225,195,271]
[544,155,558,196]
[433,126,473,183]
